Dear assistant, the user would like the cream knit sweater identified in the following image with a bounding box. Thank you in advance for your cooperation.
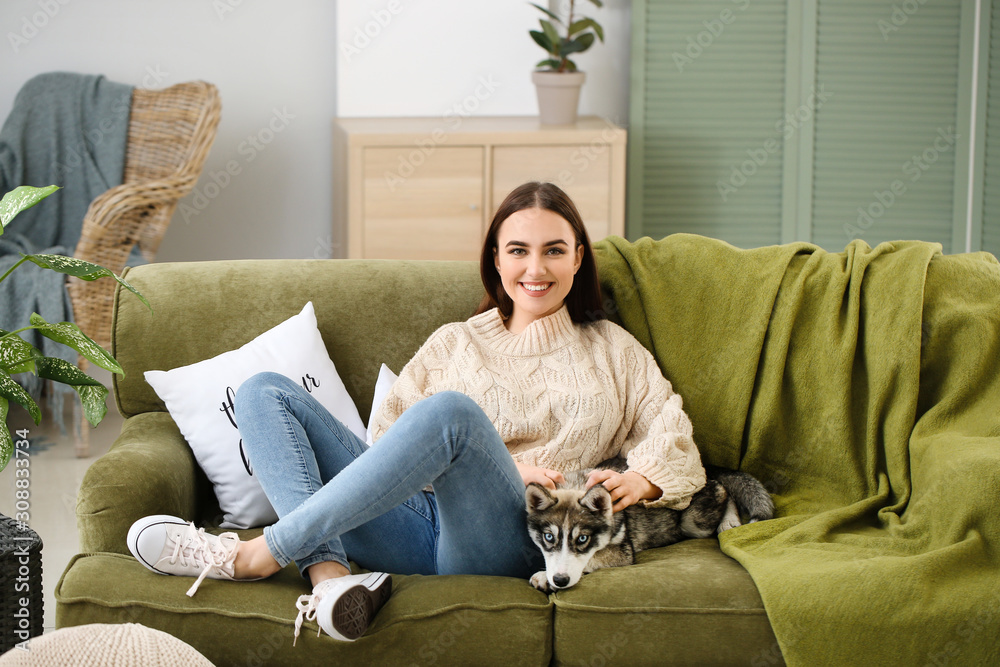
[370,305,706,508]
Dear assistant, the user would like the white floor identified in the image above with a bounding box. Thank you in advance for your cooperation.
[0,369,121,633]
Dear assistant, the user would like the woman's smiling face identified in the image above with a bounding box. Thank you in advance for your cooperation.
[494,207,583,334]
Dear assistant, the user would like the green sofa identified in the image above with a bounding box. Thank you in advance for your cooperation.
[55,252,780,666]
[56,234,1000,666]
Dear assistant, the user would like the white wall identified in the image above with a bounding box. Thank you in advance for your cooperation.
[1,0,339,262]
[1,0,630,261]
[336,0,630,125]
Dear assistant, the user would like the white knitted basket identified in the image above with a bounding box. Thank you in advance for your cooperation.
[0,623,213,666]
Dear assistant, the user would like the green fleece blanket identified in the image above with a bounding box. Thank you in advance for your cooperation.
[592,234,1000,667]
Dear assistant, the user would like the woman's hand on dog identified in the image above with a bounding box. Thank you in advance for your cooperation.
[516,462,565,490]
[586,470,662,512]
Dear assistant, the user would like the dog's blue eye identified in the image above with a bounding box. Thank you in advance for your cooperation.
[543,532,555,543]
[576,535,589,545]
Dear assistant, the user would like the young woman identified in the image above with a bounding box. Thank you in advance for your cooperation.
[127,182,707,645]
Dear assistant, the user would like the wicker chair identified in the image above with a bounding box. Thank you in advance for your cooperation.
[68,81,221,455]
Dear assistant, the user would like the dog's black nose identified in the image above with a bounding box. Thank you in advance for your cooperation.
[553,574,570,588]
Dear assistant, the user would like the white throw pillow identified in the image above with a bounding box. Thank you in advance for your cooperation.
[366,363,399,446]
[144,302,365,529]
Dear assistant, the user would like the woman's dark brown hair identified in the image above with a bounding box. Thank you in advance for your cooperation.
[476,182,604,322]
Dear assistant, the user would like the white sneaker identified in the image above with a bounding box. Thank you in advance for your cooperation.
[127,515,246,597]
[293,572,392,645]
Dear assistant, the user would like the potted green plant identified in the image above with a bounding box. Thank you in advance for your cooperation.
[0,185,149,471]
[529,0,605,125]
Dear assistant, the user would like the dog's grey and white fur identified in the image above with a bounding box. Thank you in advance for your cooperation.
[525,461,774,591]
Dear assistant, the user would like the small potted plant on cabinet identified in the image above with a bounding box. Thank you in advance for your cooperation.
[529,0,605,125]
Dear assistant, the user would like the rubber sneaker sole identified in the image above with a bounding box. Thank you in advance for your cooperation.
[323,572,392,641]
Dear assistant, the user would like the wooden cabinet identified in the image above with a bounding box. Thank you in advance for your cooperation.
[362,146,484,260]
[333,116,627,260]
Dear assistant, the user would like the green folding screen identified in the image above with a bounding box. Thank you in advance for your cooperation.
[629,0,998,255]
[629,0,788,248]
[983,0,1000,257]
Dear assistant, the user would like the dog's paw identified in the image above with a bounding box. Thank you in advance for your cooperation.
[716,497,743,534]
[716,514,743,534]
[529,571,551,592]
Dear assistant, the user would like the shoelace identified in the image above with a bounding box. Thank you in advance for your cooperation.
[168,523,240,598]
[293,592,323,646]
[292,579,342,646]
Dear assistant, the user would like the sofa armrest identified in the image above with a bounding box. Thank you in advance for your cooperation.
[77,412,200,555]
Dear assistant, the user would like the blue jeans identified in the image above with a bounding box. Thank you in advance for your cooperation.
[234,372,542,579]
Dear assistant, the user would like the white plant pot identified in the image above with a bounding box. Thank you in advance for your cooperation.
[532,71,586,125]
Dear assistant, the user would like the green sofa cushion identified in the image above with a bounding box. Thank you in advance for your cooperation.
[551,539,779,666]
[56,553,553,667]
[56,541,776,667]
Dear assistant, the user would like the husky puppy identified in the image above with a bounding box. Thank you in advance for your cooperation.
[525,462,774,592]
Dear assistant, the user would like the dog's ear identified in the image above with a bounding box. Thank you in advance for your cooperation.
[525,483,557,512]
[580,484,613,517]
